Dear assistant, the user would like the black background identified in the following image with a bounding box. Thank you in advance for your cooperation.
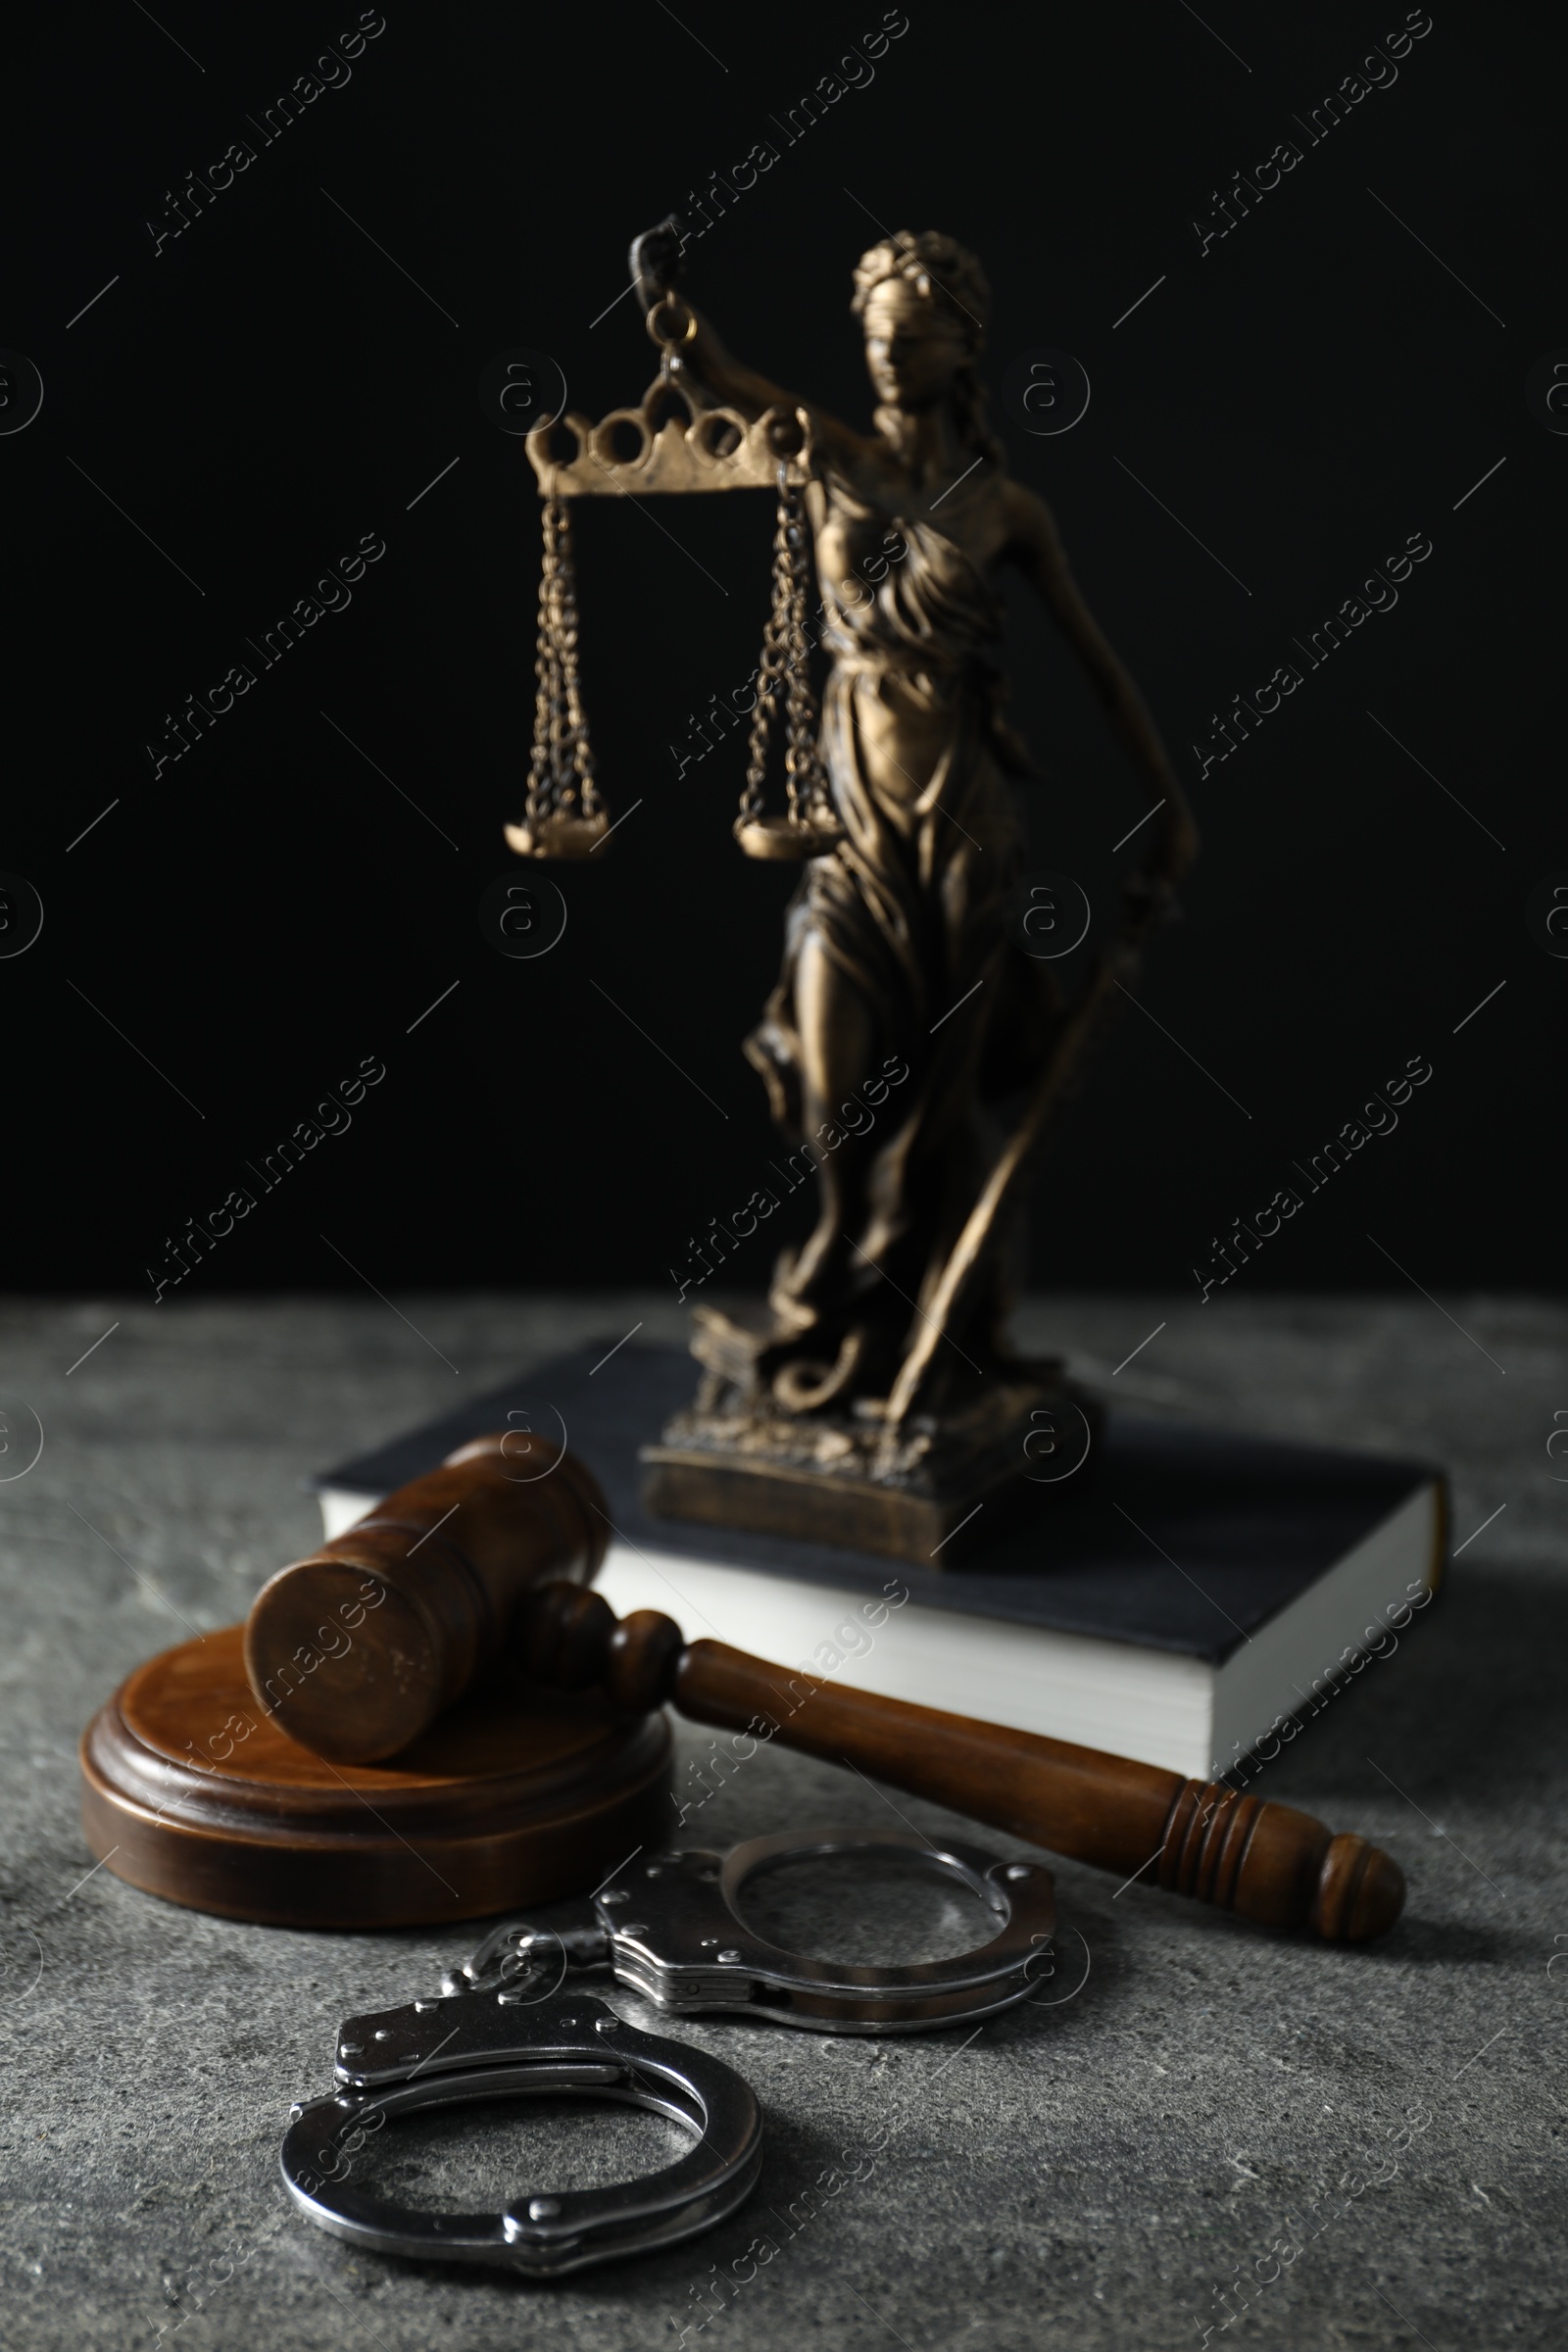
[4,0,1560,1303]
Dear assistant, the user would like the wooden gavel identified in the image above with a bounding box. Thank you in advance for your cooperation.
[244,1435,1404,1943]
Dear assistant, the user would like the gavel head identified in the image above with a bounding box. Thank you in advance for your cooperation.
[242,1434,609,1764]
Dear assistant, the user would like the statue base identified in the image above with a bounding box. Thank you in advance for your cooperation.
[640,1312,1099,1565]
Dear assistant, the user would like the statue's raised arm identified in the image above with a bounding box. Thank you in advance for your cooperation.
[629,220,870,477]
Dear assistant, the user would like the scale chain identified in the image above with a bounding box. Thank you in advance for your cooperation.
[527,492,600,828]
[740,470,828,828]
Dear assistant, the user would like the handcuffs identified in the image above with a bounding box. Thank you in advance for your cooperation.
[282,1827,1055,2278]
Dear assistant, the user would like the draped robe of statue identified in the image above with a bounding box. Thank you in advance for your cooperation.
[742,469,1061,1419]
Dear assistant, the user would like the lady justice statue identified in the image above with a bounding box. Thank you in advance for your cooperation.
[530,223,1196,1559]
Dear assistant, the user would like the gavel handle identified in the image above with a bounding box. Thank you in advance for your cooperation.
[526,1588,1405,1942]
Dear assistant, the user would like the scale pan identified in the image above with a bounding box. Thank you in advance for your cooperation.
[733,814,845,861]
[506,811,610,859]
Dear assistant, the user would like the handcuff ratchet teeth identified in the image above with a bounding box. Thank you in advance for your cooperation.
[281,1828,1054,2277]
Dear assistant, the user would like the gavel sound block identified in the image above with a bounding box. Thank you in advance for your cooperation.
[77,1438,670,1928]
[229,1438,1402,1942]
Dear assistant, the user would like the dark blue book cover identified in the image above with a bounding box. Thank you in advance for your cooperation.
[313,1343,1441,1668]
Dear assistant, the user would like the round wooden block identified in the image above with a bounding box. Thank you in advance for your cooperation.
[79,1626,671,1930]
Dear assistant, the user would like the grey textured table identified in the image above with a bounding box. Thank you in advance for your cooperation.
[3,1292,1565,2350]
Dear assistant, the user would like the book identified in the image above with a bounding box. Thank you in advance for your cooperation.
[310,1341,1446,1783]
